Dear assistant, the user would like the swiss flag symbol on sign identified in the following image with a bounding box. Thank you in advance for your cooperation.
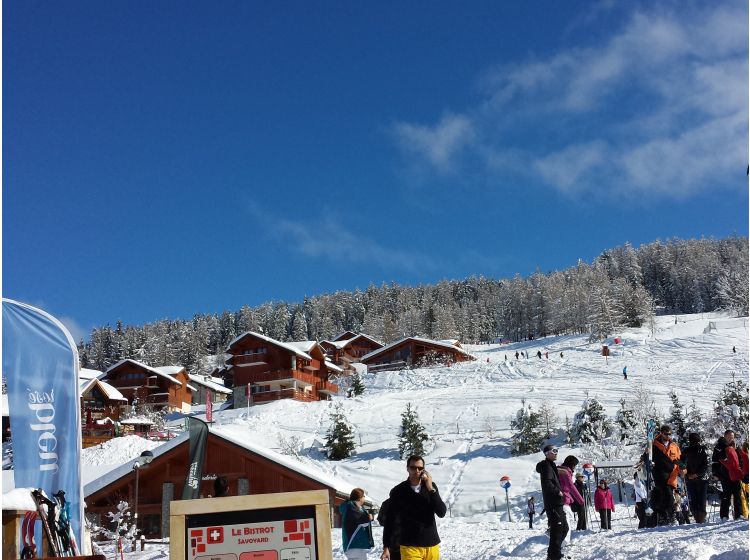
[206,527,224,544]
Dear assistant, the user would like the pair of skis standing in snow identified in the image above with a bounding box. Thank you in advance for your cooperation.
[20,489,79,558]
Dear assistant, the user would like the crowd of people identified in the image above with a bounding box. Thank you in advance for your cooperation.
[532,427,749,560]
[337,428,748,560]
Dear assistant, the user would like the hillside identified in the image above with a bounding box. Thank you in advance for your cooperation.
[68,312,749,559]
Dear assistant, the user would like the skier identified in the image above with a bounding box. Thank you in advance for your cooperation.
[622,366,628,380]
[537,350,542,359]
[560,352,564,358]
[644,425,681,526]
[527,496,536,529]
[515,351,519,360]
[682,432,710,523]
[557,456,584,546]
[717,431,744,520]
[594,480,614,530]
[535,445,568,560]
[713,430,743,520]
[574,474,588,530]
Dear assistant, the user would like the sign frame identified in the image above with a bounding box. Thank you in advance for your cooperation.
[170,489,333,560]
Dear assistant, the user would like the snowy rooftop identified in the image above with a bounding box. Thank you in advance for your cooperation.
[187,374,232,394]
[226,331,313,361]
[106,359,188,388]
[361,336,475,361]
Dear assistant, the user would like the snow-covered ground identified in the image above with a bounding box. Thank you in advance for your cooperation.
[5,313,749,559]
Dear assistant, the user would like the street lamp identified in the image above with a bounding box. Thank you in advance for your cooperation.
[133,450,154,540]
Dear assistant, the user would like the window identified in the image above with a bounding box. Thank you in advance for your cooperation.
[242,347,267,356]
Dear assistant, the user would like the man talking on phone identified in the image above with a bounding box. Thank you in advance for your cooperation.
[381,455,447,560]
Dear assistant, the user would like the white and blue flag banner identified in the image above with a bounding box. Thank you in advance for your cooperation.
[2,299,84,546]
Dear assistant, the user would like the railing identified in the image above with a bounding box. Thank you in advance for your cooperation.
[232,354,269,367]
[242,369,319,387]
[251,388,316,403]
[316,380,339,394]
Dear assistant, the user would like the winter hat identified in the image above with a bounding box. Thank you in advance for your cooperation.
[688,432,701,445]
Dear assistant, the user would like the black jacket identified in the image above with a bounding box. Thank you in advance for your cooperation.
[712,437,729,480]
[383,481,447,548]
[536,458,563,509]
[683,441,710,480]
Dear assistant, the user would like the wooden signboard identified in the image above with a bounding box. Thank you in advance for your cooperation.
[170,490,333,560]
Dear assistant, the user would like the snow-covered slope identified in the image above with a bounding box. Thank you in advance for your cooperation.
[6,313,749,559]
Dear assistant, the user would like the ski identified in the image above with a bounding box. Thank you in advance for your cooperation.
[53,490,80,556]
[644,419,657,524]
[30,489,62,557]
[20,510,38,559]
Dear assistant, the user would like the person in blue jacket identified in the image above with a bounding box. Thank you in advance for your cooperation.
[340,487,374,559]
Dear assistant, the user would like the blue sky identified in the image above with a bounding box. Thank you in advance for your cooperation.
[3,0,748,341]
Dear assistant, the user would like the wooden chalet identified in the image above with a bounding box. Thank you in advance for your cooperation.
[320,333,384,375]
[80,374,128,448]
[360,337,475,372]
[103,359,194,413]
[330,330,358,342]
[84,429,370,538]
[225,332,339,407]
[187,374,232,405]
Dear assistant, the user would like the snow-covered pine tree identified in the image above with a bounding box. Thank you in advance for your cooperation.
[398,403,429,458]
[708,377,749,441]
[537,400,559,440]
[667,391,688,446]
[350,371,365,397]
[510,400,545,456]
[324,403,356,460]
[615,398,639,442]
[684,400,707,441]
[571,396,612,444]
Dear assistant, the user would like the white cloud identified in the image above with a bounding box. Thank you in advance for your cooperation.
[394,3,748,199]
[59,315,88,344]
[245,203,437,272]
[391,113,475,174]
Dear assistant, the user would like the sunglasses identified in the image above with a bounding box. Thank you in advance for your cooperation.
[408,465,425,471]
[546,448,559,454]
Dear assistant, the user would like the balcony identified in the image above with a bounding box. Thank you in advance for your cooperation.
[250,388,316,404]
[232,354,269,367]
[239,369,318,389]
[316,380,339,396]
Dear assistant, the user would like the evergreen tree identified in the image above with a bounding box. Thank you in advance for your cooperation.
[510,400,546,456]
[537,400,559,440]
[684,400,707,442]
[398,403,429,458]
[350,371,365,397]
[667,391,688,446]
[615,398,639,442]
[325,403,356,460]
[571,396,612,444]
[709,377,749,441]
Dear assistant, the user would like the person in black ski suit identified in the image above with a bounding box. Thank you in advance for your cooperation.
[682,432,710,523]
[377,499,401,560]
[573,474,588,530]
[381,455,447,560]
[536,444,568,560]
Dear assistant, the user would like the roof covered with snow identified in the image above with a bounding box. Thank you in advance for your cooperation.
[361,336,475,362]
[79,378,128,402]
[106,359,189,388]
[226,331,314,361]
[187,374,232,394]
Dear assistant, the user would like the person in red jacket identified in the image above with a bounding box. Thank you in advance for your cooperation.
[594,480,615,530]
[720,435,745,519]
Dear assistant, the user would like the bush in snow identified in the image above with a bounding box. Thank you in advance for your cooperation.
[571,396,612,444]
[615,398,639,442]
[398,403,429,458]
[510,400,546,456]
[324,403,356,460]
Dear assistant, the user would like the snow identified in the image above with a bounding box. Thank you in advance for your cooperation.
[187,374,232,394]
[3,312,748,559]
[360,336,475,362]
